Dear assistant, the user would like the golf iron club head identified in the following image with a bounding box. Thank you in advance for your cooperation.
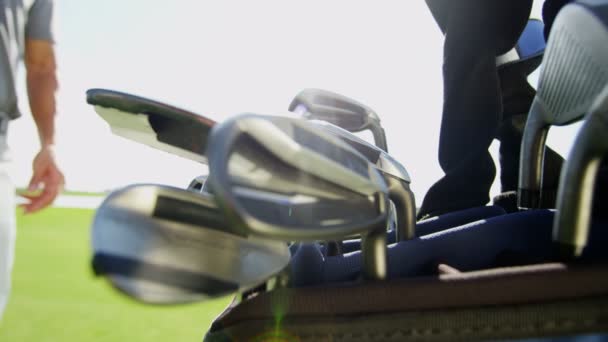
[289,88,388,152]
[91,183,290,304]
[87,88,216,163]
[206,113,391,280]
[307,119,416,241]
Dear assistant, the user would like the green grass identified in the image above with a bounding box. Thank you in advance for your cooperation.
[15,188,107,197]
[0,208,231,342]
[60,190,108,197]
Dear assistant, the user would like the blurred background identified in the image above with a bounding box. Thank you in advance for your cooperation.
[7,0,574,200]
[1,0,581,341]
[7,1,477,197]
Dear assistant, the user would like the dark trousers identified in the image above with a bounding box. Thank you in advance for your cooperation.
[418,0,568,218]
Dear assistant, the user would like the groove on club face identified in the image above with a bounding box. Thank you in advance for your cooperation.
[91,184,290,304]
[207,114,390,279]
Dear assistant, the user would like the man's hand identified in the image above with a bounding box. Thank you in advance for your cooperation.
[20,145,64,214]
[21,38,62,214]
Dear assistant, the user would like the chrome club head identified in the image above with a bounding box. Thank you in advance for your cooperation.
[91,183,290,304]
[206,114,390,280]
[289,88,388,151]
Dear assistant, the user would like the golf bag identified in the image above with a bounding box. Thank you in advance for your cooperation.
[204,2,608,341]
[87,1,608,341]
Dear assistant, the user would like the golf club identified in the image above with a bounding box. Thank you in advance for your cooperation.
[289,88,388,152]
[87,87,413,242]
[308,119,415,241]
[206,114,391,280]
[87,88,216,163]
[91,183,290,304]
[288,89,414,240]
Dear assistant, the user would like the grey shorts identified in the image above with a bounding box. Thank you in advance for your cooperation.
[0,118,8,163]
[0,117,7,136]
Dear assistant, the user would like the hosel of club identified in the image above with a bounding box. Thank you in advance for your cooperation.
[553,111,608,259]
[518,103,550,209]
[370,124,388,152]
[384,174,416,241]
[361,225,388,280]
[360,190,391,281]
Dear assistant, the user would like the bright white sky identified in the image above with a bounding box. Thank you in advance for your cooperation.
[7,0,578,202]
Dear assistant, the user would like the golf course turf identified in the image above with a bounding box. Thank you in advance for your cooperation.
[0,207,231,341]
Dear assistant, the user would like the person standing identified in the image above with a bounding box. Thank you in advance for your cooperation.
[1,0,64,320]
[417,0,570,219]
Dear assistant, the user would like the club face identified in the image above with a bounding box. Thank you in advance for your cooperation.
[289,88,381,133]
[87,89,215,163]
[207,114,389,241]
[91,184,290,304]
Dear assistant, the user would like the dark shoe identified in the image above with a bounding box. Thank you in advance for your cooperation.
[492,191,520,213]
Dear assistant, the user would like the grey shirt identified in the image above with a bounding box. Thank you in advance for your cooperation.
[0,0,54,120]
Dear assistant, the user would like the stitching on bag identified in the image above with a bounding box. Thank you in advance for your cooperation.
[295,318,600,340]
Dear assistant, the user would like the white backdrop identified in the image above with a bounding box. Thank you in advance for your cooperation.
[8,0,578,203]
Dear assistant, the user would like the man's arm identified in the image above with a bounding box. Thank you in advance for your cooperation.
[20,39,64,214]
[26,40,57,146]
